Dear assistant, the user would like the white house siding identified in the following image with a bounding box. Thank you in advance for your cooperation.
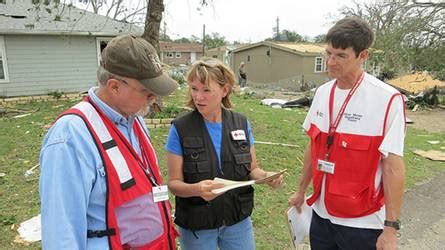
[0,35,99,97]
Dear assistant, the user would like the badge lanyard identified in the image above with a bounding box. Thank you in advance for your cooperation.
[326,73,364,160]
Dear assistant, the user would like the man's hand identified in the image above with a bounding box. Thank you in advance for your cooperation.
[197,180,225,201]
[376,228,398,250]
[288,191,306,213]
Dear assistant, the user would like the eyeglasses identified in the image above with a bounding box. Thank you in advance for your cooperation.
[322,51,351,62]
[117,78,156,99]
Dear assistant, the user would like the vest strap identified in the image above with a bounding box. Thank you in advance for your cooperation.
[72,102,135,190]
[102,139,117,150]
[87,228,116,238]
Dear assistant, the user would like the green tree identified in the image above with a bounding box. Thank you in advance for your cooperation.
[313,34,326,43]
[340,0,445,80]
[204,32,227,49]
[281,30,305,42]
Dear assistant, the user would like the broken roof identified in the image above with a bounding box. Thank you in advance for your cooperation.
[232,41,325,56]
[0,0,142,36]
[387,72,445,94]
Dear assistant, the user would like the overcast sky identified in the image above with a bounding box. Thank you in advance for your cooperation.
[163,0,360,43]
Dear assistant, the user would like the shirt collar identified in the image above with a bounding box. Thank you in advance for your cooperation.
[88,87,135,126]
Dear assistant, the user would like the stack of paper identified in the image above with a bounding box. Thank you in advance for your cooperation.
[287,201,312,248]
[211,169,286,194]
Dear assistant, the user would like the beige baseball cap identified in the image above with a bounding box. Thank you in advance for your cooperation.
[101,35,178,96]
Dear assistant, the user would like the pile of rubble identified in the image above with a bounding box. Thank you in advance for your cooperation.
[387,72,445,110]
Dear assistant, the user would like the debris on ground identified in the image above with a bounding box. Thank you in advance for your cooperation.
[282,97,312,108]
[261,96,312,109]
[17,214,41,243]
[255,141,300,148]
[13,113,31,119]
[426,141,440,145]
[260,99,288,108]
[24,164,39,177]
[413,150,445,161]
[387,72,445,94]
[386,72,444,110]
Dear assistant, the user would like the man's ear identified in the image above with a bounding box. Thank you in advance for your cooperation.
[359,49,369,62]
[107,79,121,94]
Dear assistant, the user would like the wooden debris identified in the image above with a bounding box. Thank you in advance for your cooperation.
[256,141,300,148]
[413,150,445,161]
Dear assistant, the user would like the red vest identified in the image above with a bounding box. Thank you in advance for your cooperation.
[306,91,403,218]
[61,98,177,249]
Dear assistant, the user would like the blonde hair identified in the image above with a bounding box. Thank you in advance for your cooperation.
[186,57,235,109]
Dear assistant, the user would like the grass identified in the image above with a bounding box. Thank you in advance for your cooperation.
[1,88,444,249]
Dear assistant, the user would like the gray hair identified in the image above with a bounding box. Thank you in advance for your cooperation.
[96,66,123,85]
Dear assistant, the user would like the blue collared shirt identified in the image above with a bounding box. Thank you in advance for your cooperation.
[39,87,156,249]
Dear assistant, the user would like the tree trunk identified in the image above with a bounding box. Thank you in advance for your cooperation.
[142,0,164,55]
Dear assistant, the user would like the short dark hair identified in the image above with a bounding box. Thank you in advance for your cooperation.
[326,17,374,57]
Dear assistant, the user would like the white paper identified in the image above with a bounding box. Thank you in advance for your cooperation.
[211,170,286,194]
[211,178,255,194]
[17,214,41,242]
[287,201,312,248]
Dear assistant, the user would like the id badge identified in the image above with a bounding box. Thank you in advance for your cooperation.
[317,159,335,174]
[231,130,246,141]
[152,185,169,202]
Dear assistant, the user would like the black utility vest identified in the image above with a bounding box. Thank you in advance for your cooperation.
[173,109,254,230]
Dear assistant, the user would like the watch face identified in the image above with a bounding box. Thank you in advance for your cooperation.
[384,220,401,230]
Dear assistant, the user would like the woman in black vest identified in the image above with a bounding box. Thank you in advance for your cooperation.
[165,58,283,250]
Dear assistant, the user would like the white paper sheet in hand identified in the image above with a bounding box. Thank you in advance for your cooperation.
[287,201,312,248]
[211,178,255,194]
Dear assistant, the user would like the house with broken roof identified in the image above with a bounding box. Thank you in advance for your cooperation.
[231,41,329,90]
[0,0,142,97]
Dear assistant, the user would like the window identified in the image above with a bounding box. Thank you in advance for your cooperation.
[166,52,174,58]
[212,55,218,58]
[314,56,324,73]
[96,37,112,66]
[175,52,181,58]
[0,36,9,82]
[247,55,251,62]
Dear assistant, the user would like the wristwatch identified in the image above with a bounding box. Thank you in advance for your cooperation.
[384,220,401,230]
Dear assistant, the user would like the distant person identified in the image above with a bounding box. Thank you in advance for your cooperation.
[166,58,284,250]
[238,61,247,87]
[39,35,179,249]
[288,17,406,250]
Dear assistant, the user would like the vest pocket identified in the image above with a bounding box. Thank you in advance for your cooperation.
[178,203,215,229]
[183,161,210,183]
[235,188,254,220]
[233,153,252,178]
[326,180,371,217]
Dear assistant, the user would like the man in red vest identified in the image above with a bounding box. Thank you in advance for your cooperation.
[40,35,179,249]
[288,17,405,250]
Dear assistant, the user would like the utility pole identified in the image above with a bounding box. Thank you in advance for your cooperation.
[275,16,280,41]
[163,21,166,40]
[202,24,206,55]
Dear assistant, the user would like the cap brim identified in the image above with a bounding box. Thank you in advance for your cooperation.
[140,73,179,96]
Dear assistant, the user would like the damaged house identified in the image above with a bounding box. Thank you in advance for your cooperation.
[0,0,141,97]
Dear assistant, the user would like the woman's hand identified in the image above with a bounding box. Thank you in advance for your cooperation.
[264,171,284,189]
[197,180,225,201]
